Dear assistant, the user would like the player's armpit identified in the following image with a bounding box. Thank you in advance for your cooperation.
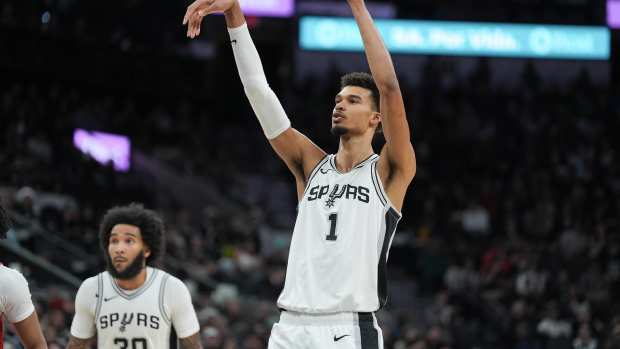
[66,335,94,349]
[179,332,203,349]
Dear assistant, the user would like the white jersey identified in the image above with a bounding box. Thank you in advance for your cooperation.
[0,265,35,323]
[277,154,402,313]
[70,267,199,349]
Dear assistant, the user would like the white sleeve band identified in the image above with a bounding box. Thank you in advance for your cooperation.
[228,23,291,139]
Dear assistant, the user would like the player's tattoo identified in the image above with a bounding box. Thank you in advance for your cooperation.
[66,336,94,349]
[179,332,203,349]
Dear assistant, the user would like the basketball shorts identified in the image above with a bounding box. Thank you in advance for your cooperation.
[268,311,384,349]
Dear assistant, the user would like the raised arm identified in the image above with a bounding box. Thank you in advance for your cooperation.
[183,0,326,199]
[348,0,416,209]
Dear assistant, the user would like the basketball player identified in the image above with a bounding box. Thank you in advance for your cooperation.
[67,204,202,349]
[0,204,47,349]
[184,0,416,347]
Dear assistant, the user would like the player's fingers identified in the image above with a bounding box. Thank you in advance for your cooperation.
[183,8,192,25]
[190,17,196,39]
[192,19,201,38]
[193,13,203,37]
[187,20,194,37]
[183,3,197,25]
[184,1,202,26]
[189,18,197,37]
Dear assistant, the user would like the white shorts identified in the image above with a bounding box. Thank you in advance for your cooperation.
[268,311,384,349]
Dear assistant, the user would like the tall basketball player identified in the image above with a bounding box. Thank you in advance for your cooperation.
[67,204,202,349]
[0,204,47,349]
[184,0,416,347]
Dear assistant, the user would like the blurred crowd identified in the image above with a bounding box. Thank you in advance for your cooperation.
[2,55,619,349]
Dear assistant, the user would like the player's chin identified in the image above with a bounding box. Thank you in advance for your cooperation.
[331,125,348,136]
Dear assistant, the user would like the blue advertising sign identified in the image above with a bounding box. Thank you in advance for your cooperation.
[300,16,610,60]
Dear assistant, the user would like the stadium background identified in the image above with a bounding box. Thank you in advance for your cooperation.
[1,0,620,348]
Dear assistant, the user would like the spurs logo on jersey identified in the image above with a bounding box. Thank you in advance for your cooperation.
[278,154,402,313]
[99,312,160,331]
[307,183,370,208]
[94,269,174,348]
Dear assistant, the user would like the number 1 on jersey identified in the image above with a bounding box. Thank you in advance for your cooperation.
[326,213,338,241]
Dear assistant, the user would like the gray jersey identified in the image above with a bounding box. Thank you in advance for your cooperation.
[71,267,199,348]
[277,154,401,313]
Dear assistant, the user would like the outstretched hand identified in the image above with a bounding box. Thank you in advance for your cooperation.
[183,0,238,38]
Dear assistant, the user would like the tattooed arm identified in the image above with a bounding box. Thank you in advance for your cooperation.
[66,336,94,349]
[179,332,203,349]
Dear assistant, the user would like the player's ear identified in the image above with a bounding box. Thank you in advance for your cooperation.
[144,246,151,259]
[370,112,381,128]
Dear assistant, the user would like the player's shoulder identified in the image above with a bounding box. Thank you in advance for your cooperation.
[77,272,104,294]
[0,265,29,292]
[161,271,187,289]
[0,264,25,281]
[156,270,191,295]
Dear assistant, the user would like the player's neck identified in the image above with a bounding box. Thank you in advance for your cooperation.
[114,267,148,290]
[336,137,374,173]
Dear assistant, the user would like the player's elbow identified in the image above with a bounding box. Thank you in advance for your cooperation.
[243,79,270,101]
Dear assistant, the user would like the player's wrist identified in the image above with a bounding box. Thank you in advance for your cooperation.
[224,1,244,28]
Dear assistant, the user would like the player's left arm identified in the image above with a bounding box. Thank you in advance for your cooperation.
[166,277,202,348]
[13,312,47,349]
[5,269,46,349]
[179,333,202,349]
[349,0,416,210]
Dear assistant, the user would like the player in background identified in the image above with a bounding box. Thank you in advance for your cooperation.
[184,0,416,347]
[0,204,48,349]
[67,204,202,349]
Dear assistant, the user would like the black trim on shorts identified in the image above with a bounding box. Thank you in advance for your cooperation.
[359,313,380,349]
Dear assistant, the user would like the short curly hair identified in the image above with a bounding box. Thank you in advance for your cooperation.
[99,203,166,266]
[341,72,380,112]
[0,204,11,239]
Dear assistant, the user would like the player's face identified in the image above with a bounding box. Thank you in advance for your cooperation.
[331,86,379,136]
[107,224,151,277]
